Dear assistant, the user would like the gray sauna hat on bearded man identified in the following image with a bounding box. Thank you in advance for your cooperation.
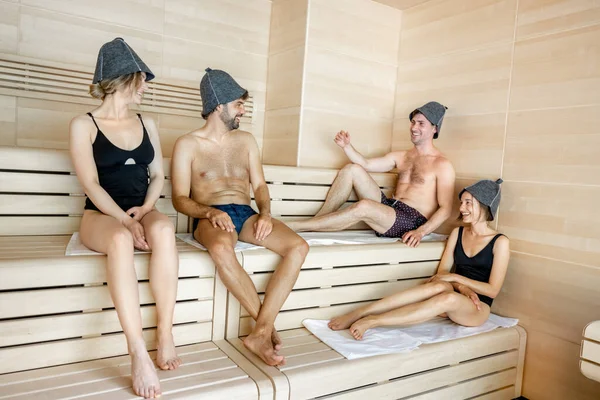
[200,68,248,116]
[409,101,448,139]
[92,37,155,84]
[459,179,503,221]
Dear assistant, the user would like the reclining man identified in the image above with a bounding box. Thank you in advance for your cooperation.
[171,68,309,366]
[287,102,455,248]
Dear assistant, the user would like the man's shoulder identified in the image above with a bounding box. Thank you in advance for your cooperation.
[433,152,454,170]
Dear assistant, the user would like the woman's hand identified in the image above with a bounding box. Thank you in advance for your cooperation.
[126,205,152,222]
[122,217,150,251]
[457,284,481,311]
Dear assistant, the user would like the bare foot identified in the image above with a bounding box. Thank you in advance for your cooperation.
[349,317,377,341]
[130,346,161,398]
[272,329,282,351]
[328,310,363,330]
[243,331,285,366]
[156,331,182,371]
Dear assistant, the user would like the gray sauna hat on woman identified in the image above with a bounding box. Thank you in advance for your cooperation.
[459,179,503,221]
[92,37,155,84]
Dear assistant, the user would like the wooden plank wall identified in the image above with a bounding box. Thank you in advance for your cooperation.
[392,1,600,399]
[0,0,271,155]
[262,0,403,168]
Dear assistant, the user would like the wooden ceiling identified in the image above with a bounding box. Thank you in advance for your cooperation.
[371,0,432,10]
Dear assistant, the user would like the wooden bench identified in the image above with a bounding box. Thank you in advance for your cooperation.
[1,145,527,399]
[0,147,271,399]
[581,321,600,383]
[222,164,527,400]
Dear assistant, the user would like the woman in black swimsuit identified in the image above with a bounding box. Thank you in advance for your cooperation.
[328,179,510,340]
[69,38,179,398]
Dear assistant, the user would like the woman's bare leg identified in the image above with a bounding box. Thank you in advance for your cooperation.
[349,291,490,340]
[79,211,160,399]
[328,281,454,330]
[141,210,181,371]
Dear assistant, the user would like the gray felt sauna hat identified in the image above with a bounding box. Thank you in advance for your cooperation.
[92,38,154,84]
[459,179,503,221]
[200,68,248,116]
[409,101,448,139]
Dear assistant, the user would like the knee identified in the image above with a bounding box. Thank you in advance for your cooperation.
[286,238,309,261]
[340,163,365,177]
[433,291,460,309]
[146,218,175,242]
[350,199,376,218]
[207,240,236,264]
[430,280,454,294]
[107,227,133,252]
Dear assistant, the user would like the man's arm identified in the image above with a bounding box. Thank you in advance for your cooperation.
[171,136,235,232]
[247,133,272,241]
[335,130,396,173]
[402,159,455,247]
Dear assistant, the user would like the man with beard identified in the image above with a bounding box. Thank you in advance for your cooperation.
[171,68,308,367]
[287,102,455,248]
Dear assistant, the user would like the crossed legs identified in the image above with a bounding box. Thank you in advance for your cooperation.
[195,216,307,366]
[329,281,490,340]
[80,210,180,399]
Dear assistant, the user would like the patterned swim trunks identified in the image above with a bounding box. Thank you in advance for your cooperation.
[376,192,428,238]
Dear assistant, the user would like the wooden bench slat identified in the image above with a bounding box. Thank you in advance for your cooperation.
[0,249,215,290]
[0,342,219,386]
[0,322,212,375]
[406,369,516,400]
[471,386,519,400]
[250,261,438,292]
[321,350,518,399]
[282,328,522,400]
[279,350,344,371]
[0,171,172,196]
[1,300,213,347]
[240,301,376,335]
[0,195,176,216]
[242,242,446,272]
[580,360,600,384]
[279,342,330,359]
[262,165,397,187]
[0,349,232,399]
[0,278,213,319]
[582,339,600,364]
[584,320,600,341]
[240,279,426,317]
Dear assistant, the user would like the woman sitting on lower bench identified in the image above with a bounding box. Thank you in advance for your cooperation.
[329,179,509,340]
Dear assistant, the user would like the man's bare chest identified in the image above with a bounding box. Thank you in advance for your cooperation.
[396,160,435,185]
[193,149,249,181]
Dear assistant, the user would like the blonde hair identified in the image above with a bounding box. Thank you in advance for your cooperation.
[89,72,144,100]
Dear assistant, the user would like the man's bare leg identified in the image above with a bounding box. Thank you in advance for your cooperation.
[349,291,490,340]
[289,198,396,233]
[239,217,308,366]
[194,221,284,366]
[328,281,454,330]
[315,164,382,217]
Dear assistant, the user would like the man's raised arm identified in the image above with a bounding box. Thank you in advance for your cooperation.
[335,130,396,173]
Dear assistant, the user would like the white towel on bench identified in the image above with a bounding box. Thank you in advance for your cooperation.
[176,230,446,252]
[65,232,150,256]
[302,314,519,360]
[65,230,447,256]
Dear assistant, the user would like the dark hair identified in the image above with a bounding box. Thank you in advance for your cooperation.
[202,90,249,120]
